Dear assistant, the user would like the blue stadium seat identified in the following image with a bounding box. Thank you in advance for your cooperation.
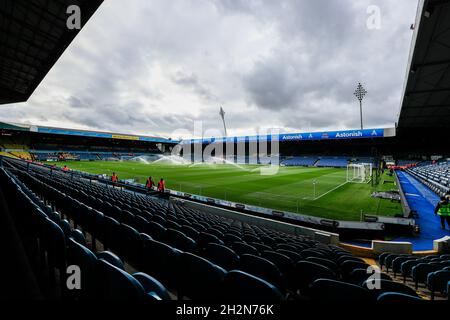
[295,261,337,294]
[203,243,240,271]
[340,260,370,279]
[222,270,284,301]
[70,229,86,247]
[300,249,327,260]
[132,272,172,300]
[232,242,259,256]
[310,279,371,301]
[96,259,145,300]
[102,216,120,251]
[141,239,180,289]
[361,279,419,300]
[348,268,392,285]
[178,252,226,300]
[412,263,443,289]
[96,251,124,270]
[146,221,167,242]
[166,228,197,253]
[392,256,416,277]
[377,292,422,302]
[306,257,338,272]
[238,254,284,291]
[67,238,98,300]
[198,231,224,248]
[427,270,450,299]
[118,223,142,264]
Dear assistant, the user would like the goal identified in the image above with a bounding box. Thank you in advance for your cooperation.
[347,163,372,183]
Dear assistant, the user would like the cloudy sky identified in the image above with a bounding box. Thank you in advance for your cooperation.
[2,0,418,139]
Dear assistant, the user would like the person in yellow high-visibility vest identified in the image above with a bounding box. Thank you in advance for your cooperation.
[435,196,450,230]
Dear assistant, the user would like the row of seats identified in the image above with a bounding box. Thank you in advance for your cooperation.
[379,252,450,300]
[0,158,427,301]
[408,162,450,196]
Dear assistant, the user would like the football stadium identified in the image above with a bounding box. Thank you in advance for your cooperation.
[1,0,450,309]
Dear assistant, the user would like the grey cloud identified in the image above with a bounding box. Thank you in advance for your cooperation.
[171,71,217,101]
[0,0,417,136]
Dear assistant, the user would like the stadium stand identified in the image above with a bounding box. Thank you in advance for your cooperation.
[378,252,450,300]
[316,156,349,168]
[0,156,435,301]
[407,162,450,196]
[281,156,318,167]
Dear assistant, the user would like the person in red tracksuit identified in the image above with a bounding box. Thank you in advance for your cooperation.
[111,172,119,186]
[157,178,165,193]
[146,176,154,192]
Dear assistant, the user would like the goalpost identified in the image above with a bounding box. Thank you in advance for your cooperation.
[347,163,373,183]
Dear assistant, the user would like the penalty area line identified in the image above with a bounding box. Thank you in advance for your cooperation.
[312,181,348,201]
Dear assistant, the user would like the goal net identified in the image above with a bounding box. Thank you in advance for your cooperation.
[347,163,372,183]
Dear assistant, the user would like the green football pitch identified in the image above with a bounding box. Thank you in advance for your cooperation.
[55,161,402,221]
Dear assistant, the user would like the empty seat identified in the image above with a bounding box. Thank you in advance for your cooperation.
[377,292,422,302]
[412,263,443,289]
[147,221,166,242]
[300,249,327,260]
[69,229,86,247]
[349,268,392,285]
[198,231,224,248]
[295,261,337,294]
[96,260,145,300]
[310,279,371,301]
[203,243,240,271]
[306,257,338,272]
[118,223,142,264]
[232,242,259,256]
[400,259,425,282]
[277,249,301,263]
[337,255,364,265]
[178,252,226,300]
[166,228,197,253]
[96,251,124,270]
[250,242,272,253]
[141,239,180,289]
[132,272,172,300]
[181,225,200,242]
[427,270,450,299]
[361,279,419,300]
[222,270,284,301]
[340,260,370,279]
[392,256,416,277]
[103,216,120,251]
[67,238,98,300]
[239,254,284,291]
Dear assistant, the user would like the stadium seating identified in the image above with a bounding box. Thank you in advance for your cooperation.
[378,251,450,299]
[407,162,450,196]
[281,156,318,167]
[310,279,371,301]
[377,292,423,302]
[221,270,284,301]
[316,156,349,168]
[0,157,436,301]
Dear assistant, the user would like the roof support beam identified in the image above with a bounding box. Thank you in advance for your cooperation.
[406,87,450,95]
[412,59,450,70]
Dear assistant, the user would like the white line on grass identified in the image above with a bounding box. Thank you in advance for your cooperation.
[312,181,348,201]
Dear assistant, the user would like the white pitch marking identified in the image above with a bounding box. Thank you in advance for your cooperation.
[312,181,348,201]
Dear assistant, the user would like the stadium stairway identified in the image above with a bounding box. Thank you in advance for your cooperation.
[393,171,450,250]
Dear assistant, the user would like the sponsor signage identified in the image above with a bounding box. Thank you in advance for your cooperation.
[37,127,177,143]
[183,128,385,145]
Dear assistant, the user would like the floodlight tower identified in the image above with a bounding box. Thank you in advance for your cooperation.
[219,106,227,137]
[353,82,367,130]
